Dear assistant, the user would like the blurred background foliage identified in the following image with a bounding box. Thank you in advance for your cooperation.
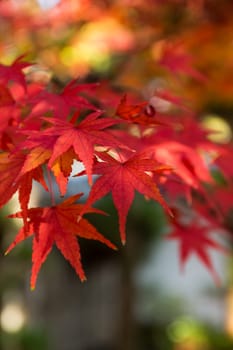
[1,0,233,113]
[0,0,233,349]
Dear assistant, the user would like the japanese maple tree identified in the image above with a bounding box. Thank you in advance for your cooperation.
[0,0,233,289]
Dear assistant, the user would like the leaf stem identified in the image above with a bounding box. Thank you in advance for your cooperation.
[46,165,56,206]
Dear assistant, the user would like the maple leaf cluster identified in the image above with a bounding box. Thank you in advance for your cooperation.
[0,56,232,289]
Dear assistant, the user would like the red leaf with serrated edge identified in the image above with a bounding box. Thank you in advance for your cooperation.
[19,146,52,176]
[0,151,49,222]
[80,152,173,244]
[18,167,49,227]
[16,134,76,196]
[167,218,229,285]
[6,194,116,289]
[30,166,48,192]
[27,80,98,121]
[60,79,99,111]
[0,152,25,209]
[50,148,76,196]
[41,112,121,185]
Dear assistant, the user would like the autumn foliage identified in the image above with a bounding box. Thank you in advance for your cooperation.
[1,0,233,289]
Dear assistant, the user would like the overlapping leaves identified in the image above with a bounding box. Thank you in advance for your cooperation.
[0,57,232,287]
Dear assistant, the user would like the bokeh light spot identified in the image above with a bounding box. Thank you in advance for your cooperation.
[1,302,26,333]
[202,114,232,143]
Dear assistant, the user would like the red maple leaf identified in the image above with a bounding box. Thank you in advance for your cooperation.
[60,80,99,111]
[80,151,173,243]
[167,217,229,285]
[0,151,48,220]
[6,194,116,289]
[0,152,24,209]
[17,131,77,196]
[116,94,165,126]
[41,111,121,185]
[159,42,208,83]
[153,141,213,189]
[28,80,98,120]
[0,55,31,91]
[212,185,233,216]
[0,84,15,106]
